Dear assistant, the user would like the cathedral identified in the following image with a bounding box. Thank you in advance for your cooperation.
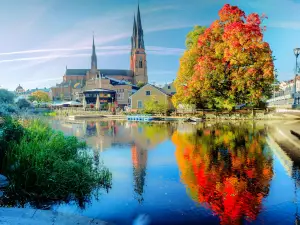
[51,4,148,108]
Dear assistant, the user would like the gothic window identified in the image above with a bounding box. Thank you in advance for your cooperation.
[139,58,143,68]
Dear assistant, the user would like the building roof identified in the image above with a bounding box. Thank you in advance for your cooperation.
[83,88,116,93]
[129,83,172,98]
[65,69,133,77]
[104,76,138,89]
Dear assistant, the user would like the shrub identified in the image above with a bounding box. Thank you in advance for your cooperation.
[0,104,19,117]
[143,99,168,115]
[16,98,32,109]
[0,89,15,104]
[0,117,24,168]
[1,119,111,207]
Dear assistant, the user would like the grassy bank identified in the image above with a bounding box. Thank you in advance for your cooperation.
[0,117,111,207]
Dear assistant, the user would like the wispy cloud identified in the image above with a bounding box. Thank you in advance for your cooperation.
[0,45,184,64]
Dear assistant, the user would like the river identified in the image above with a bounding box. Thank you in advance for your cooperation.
[44,119,300,224]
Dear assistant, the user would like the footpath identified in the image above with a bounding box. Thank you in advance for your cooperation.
[0,208,111,225]
[267,120,300,163]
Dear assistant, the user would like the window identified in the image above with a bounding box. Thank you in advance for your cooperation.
[138,100,143,108]
[146,91,151,96]
[168,85,171,89]
[139,59,143,68]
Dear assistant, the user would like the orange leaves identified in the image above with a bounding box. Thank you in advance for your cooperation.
[219,4,246,23]
[172,125,273,225]
[174,4,274,110]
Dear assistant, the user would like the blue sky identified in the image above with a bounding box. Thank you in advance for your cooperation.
[0,0,300,90]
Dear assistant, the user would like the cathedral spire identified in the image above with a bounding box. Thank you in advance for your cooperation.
[136,3,144,49]
[91,34,97,73]
[131,14,137,50]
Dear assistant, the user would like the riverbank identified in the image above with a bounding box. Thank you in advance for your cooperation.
[0,208,111,225]
[52,108,300,121]
[267,120,300,164]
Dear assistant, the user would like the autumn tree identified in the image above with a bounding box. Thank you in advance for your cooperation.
[173,25,206,107]
[29,91,51,102]
[174,4,275,110]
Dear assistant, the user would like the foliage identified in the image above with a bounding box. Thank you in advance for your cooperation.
[143,98,168,114]
[173,26,206,107]
[29,91,51,103]
[1,119,111,207]
[0,89,15,104]
[173,4,274,110]
[0,117,24,168]
[44,111,57,117]
[172,123,273,224]
[16,98,32,109]
[0,103,19,117]
[137,82,146,88]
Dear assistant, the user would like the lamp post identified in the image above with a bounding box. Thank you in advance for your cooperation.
[293,48,300,106]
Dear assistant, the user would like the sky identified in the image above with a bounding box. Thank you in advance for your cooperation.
[0,0,300,90]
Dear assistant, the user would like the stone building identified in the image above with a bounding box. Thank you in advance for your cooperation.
[51,4,147,108]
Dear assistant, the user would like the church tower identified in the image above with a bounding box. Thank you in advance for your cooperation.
[130,4,148,85]
[90,35,98,77]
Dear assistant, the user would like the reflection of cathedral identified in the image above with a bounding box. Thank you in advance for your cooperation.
[131,145,148,203]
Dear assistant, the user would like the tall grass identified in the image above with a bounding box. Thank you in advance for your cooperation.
[1,119,111,207]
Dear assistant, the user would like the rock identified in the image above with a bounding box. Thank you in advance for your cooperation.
[0,174,9,188]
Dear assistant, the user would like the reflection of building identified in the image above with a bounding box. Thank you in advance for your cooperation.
[131,145,147,203]
[51,4,147,108]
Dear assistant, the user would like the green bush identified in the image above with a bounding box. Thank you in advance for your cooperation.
[16,98,32,109]
[0,117,24,168]
[1,119,111,207]
[143,99,168,115]
[0,89,15,104]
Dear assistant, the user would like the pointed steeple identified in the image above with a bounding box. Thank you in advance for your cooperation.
[136,3,144,49]
[91,34,97,73]
[131,14,137,50]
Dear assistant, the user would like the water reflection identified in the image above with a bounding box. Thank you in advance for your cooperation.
[132,145,147,203]
[49,119,300,224]
[50,119,175,204]
[172,123,274,225]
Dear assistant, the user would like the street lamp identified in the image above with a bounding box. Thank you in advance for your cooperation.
[293,48,300,106]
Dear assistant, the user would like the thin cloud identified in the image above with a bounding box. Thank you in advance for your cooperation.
[0,46,185,64]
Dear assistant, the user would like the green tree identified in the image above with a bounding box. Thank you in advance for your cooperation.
[144,98,168,115]
[137,81,146,88]
[29,91,51,103]
[173,26,206,107]
[16,98,32,109]
[0,89,15,104]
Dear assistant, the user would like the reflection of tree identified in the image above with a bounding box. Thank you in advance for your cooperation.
[131,145,147,203]
[172,124,273,225]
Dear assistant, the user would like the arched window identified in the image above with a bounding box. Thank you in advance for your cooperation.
[139,58,143,68]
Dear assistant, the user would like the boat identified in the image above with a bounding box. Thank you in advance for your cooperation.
[127,115,155,122]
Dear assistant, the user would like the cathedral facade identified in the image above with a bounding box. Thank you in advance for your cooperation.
[51,4,147,108]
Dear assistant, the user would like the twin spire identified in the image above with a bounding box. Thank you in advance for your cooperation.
[131,3,144,50]
[91,4,144,72]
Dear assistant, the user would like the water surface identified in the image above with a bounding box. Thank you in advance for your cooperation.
[41,120,300,224]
